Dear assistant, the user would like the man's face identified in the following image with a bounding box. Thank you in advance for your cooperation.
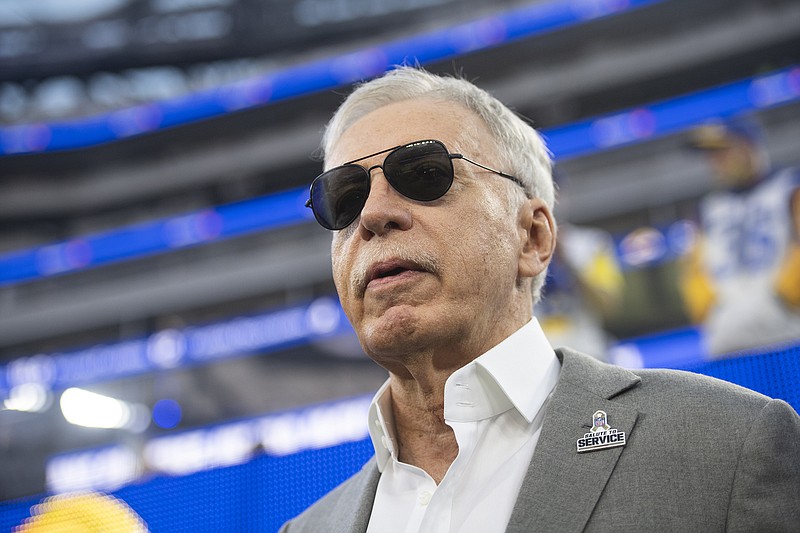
[327,99,547,371]
[706,138,761,189]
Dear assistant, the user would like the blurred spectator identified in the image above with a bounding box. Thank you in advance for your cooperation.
[680,116,800,357]
[536,222,624,359]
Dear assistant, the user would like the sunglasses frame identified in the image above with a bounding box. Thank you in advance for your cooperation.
[305,139,526,230]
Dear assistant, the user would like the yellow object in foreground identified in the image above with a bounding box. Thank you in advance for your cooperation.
[775,243,800,308]
[15,492,147,533]
[679,244,717,324]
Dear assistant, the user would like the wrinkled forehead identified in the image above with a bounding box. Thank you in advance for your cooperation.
[324,98,495,170]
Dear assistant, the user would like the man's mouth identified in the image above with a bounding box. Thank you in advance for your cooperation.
[373,266,408,279]
[364,259,427,291]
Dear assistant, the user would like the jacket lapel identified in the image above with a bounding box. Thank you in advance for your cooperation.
[330,459,381,533]
[506,349,641,533]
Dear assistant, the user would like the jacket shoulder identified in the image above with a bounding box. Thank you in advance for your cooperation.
[558,347,775,414]
[629,365,774,413]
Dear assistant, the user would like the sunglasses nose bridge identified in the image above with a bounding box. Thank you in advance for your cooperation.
[362,163,397,201]
[357,162,412,228]
[365,163,385,178]
[362,163,397,194]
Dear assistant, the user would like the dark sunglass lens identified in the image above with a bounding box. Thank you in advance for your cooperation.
[384,141,453,201]
[311,165,370,229]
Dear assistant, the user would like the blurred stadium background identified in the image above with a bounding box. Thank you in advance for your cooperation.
[1,0,799,529]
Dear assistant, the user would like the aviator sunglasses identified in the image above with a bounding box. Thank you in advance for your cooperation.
[305,139,526,230]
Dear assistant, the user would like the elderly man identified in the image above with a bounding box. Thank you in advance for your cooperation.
[283,67,800,532]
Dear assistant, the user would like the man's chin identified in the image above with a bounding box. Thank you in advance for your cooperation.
[360,307,428,356]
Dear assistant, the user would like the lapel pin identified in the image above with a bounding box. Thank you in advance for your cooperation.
[576,410,627,453]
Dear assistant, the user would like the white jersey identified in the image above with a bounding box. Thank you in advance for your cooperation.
[700,167,800,356]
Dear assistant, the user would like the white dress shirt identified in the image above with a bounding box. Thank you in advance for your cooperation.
[365,318,561,533]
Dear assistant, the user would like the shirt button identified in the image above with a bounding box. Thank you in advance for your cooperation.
[418,491,432,506]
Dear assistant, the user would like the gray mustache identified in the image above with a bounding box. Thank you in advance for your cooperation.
[350,243,440,296]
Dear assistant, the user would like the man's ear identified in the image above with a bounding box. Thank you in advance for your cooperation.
[518,197,556,279]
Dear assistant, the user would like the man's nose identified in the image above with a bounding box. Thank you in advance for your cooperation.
[357,169,413,238]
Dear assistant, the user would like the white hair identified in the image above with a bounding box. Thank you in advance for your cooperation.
[322,66,555,303]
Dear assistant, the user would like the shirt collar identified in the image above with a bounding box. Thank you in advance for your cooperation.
[447,317,559,424]
[368,380,395,470]
[367,318,560,471]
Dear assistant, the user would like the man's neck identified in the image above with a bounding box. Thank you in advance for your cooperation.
[388,371,458,484]
[376,313,532,482]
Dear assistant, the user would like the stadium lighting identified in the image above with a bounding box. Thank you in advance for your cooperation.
[3,383,51,412]
[60,388,149,432]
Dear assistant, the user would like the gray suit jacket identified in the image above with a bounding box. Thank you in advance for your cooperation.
[281,348,800,532]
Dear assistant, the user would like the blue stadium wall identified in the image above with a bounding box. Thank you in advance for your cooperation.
[2,342,798,532]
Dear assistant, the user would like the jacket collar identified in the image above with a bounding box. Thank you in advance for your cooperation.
[505,348,642,532]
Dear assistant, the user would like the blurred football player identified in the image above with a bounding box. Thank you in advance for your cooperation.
[681,116,800,357]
